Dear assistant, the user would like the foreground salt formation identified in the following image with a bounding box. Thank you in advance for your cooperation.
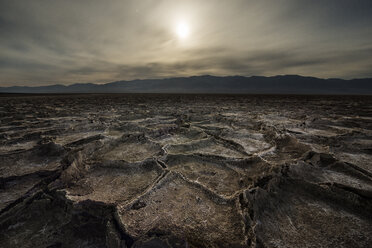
[0,94,371,247]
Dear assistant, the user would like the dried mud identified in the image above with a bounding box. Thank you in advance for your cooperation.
[0,94,371,247]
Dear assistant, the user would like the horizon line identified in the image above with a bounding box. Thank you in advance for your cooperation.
[1,74,371,88]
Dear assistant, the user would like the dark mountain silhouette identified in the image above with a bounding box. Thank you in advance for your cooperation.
[1,75,371,94]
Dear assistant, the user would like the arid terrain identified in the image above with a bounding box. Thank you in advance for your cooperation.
[0,94,371,248]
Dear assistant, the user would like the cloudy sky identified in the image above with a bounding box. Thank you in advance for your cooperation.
[1,0,372,86]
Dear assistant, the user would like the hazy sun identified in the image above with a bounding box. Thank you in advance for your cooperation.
[176,22,190,39]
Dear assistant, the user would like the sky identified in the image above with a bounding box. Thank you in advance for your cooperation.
[1,0,372,86]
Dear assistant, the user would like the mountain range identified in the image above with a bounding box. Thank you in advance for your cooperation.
[1,75,372,94]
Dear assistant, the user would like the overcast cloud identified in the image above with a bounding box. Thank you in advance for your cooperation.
[1,0,372,86]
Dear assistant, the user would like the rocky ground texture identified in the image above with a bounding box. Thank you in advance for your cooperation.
[0,94,371,247]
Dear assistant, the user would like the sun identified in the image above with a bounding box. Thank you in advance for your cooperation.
[176,22,190,39]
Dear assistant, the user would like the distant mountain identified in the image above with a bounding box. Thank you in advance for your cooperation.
[1,75,372,94]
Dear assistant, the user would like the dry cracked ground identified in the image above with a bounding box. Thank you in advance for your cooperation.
[0,94,372,248]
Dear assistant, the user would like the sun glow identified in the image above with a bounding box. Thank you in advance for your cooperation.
[176,22,190,39]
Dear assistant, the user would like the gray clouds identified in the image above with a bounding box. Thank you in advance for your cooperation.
[1,0,372,86]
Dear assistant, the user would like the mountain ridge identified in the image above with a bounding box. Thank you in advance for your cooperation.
[1,75,371,94]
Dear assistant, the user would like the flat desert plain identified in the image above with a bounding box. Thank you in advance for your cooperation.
[0,94,371,247]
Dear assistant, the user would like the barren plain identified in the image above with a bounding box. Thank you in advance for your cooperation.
[0,94,371,247]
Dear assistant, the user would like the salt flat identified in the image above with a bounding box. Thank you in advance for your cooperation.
[0,94,371,247]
